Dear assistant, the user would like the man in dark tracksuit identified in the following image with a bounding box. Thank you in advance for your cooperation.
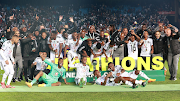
[164,28,180,81]
[22,33,38,82]
[152,31,166,74]
[77,40,92,58]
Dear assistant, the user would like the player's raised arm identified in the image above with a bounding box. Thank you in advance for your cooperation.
[102,72,112,85]
[40,52,55,68]
[68,58,78,68]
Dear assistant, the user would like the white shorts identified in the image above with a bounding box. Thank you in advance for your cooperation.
[120,72,130,77]
[0,58,14,74]
[50,50,63,61]
[129,73,138,79]
[75,77,87,85]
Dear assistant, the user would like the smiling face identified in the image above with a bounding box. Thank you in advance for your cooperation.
[142,25,146,31]
[22,27,27,32]
[81,31,86,38]
[88,41,92,47]
[35,31,39,36]
[94,70,101,77]
[120,33,125,40]
[143,31,149,38]
[155,32,161,39]
[58,58,63,68]
[41,32,47,39]
[108,63,115,71]
[165,28,171,37]
[130,35,135,42]
[14,31,20,37]
[81,57,87,64]
[122,28,128,36]
[100,31,104,38]
[72,32,78,40]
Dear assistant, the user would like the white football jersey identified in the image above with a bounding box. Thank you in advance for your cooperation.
[129,71,150,80]
[95,74,106,85]
[69,60,92,79]
[103,42,115,57]
[140,38,153,57]
[47,36,61,50]
[0,40,14,62]
[91,43,103,55]
[127,40,138,59]
[57,34,66,48]
[111,65,122,78]
[65,39,82,52]
[33,57,51,70]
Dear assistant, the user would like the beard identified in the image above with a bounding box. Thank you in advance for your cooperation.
[58,63,63,67]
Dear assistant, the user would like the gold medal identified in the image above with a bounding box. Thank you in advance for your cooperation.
[146,48,147,51]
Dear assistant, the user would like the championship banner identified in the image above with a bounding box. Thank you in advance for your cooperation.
[60,70,165,82]
[52,56,165,82]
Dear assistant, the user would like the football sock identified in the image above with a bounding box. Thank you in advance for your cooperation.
[135,80,143,85]
[125,81,133,86]
[7,74,13,85]
[2,73,8,83]
[31,79,37,85]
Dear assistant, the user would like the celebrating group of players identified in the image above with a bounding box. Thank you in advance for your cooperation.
[0,14,176,89]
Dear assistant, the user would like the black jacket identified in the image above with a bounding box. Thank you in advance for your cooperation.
[164,32,180,57]
[39,38,50,57]
[20,20,39,38]
[6,20,13,40]
[13,38,33,58]
[21,38,37,58]
[153,36,165,54]
[77,40,91,57]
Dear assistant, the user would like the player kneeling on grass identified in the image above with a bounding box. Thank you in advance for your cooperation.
[25,53,70,88]
[69,56,93,88]
[108,62,150,88]
[93,70,137,88]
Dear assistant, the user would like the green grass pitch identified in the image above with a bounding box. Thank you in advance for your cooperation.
[1,60,180,101]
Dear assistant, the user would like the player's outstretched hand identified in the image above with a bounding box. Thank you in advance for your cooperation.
[75,56,78,60]
[35,14,39,20]
[39,52,43,57]
[5,60,9,65]
[9,14,14,20]
[69,17,74,22]
[65,82,70,85]
[59,15,63,21]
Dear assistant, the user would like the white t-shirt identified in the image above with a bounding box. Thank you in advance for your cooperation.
[127,40,138,59]
[103,42,115,57]
[33,57,51,70]
[140,38,153,57]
